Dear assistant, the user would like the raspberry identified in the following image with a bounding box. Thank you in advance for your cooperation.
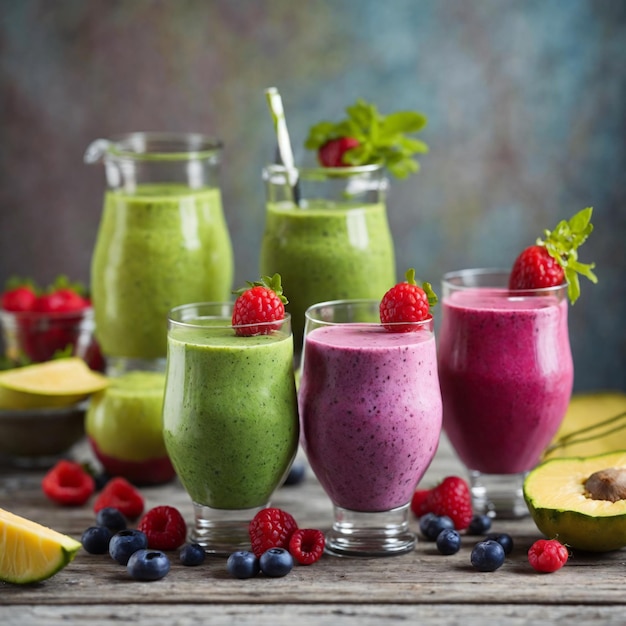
[379,268,437,332]
[410,488,430,518]
[420,476,473,531]
[41,460,95,506]
[249,507,298,558]
[528,539,569,573]
[288,528,325,565]
[138,506,187,551]
[232,274,287,337]
[93,477,144,520]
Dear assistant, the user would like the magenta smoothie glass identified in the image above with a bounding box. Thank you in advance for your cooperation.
[438,269,574,518]
[298,300,442,556]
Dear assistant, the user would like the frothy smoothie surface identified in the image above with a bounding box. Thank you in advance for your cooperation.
[163,326,299,509]
[438,287,573,474]
[299,324,442,512]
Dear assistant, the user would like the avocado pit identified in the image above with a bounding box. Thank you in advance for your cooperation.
[584,467,626,502]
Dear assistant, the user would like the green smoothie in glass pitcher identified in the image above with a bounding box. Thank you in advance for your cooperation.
[86,133,233,373]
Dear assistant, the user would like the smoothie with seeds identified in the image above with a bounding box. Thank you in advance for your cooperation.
[162,313,299,510]
[91,184,233,361]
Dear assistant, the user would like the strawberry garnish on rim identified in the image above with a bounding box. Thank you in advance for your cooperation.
[379,268,438,332]
[232,274,288,337]
[509,207,597,304]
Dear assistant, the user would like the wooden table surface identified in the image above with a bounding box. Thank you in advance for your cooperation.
[1,435,624,626]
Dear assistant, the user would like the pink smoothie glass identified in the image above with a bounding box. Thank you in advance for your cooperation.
[298,300,443,556]
[438,269,574,518]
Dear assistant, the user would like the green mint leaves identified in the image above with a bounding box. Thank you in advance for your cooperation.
[539,207,598,304]
[304,99,429,179]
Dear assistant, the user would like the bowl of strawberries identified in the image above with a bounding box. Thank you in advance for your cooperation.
[0,276,104,372]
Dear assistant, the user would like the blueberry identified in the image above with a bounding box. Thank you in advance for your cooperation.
[282,462,306,486]
[81,526,112,554]
[467,514,492,536]
[486,532,514,555]
[226,550,261,579]
[96,507,127,533]
[109,529,148,565]
[436,529,461,555]
[179,543,206,567]
[470,539,505,572]
[419,514,454,541]
[259,548,294,577]
[127,549,171,581]
[93,471,112,491]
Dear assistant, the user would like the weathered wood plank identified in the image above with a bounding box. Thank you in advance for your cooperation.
[2,603,624,626]
[1,435,625,620]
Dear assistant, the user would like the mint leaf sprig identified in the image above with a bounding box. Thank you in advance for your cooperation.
[540,207,598,304]
[304,99,429,179]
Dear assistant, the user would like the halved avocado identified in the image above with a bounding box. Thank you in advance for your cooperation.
[524,451,626,552]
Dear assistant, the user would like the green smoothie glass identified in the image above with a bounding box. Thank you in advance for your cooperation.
[260,164,395,353]
[162,302,299,554]
[86,133,234,375]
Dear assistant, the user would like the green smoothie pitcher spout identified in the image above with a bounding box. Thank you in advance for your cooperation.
[84,138,123,189]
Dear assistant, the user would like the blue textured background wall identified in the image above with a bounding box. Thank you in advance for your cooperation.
[0,0,624,391]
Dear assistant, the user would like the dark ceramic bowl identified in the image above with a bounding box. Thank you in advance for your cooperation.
[0,401,87,465]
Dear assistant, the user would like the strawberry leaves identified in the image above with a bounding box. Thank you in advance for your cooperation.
[304,99,428,179]
[232,273,288,305]
[539,207,598,304]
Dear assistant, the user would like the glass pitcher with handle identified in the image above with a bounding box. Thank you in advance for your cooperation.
[85,132,234,375]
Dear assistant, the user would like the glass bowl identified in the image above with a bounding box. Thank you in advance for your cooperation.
[0,306,104,371]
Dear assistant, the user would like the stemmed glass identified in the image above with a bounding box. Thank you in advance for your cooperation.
[162,303,299,554]
[298,300,442,556]
[437,269,574,518]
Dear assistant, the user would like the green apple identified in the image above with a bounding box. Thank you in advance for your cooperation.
[85,371,175,485]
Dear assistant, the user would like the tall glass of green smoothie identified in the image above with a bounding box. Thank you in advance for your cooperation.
[162,302,299,555]
[85,133,234,375]
[260,164,395,352]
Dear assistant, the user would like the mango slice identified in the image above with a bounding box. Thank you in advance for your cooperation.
[0,358,109,409]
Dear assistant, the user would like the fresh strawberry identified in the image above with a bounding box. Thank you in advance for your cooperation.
[410,488,431,518]
[42,459,95,506]
[232,274,287,336]
[138,505,187,551]
[318,137,360,167]
[93,477,144,520]
[379,268,438,331]
[419,476,473,531]
[528,539,569,573]
[34,290,88,314]
[249,507,298,558]
[304,98,429,179]
[509,207,597,304]
[288,528,325,565]
[1,285,37,312]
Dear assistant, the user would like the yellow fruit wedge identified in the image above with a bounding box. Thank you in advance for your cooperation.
[543,391,626,461]
[0,508,82,584]
[0,357,109,409]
